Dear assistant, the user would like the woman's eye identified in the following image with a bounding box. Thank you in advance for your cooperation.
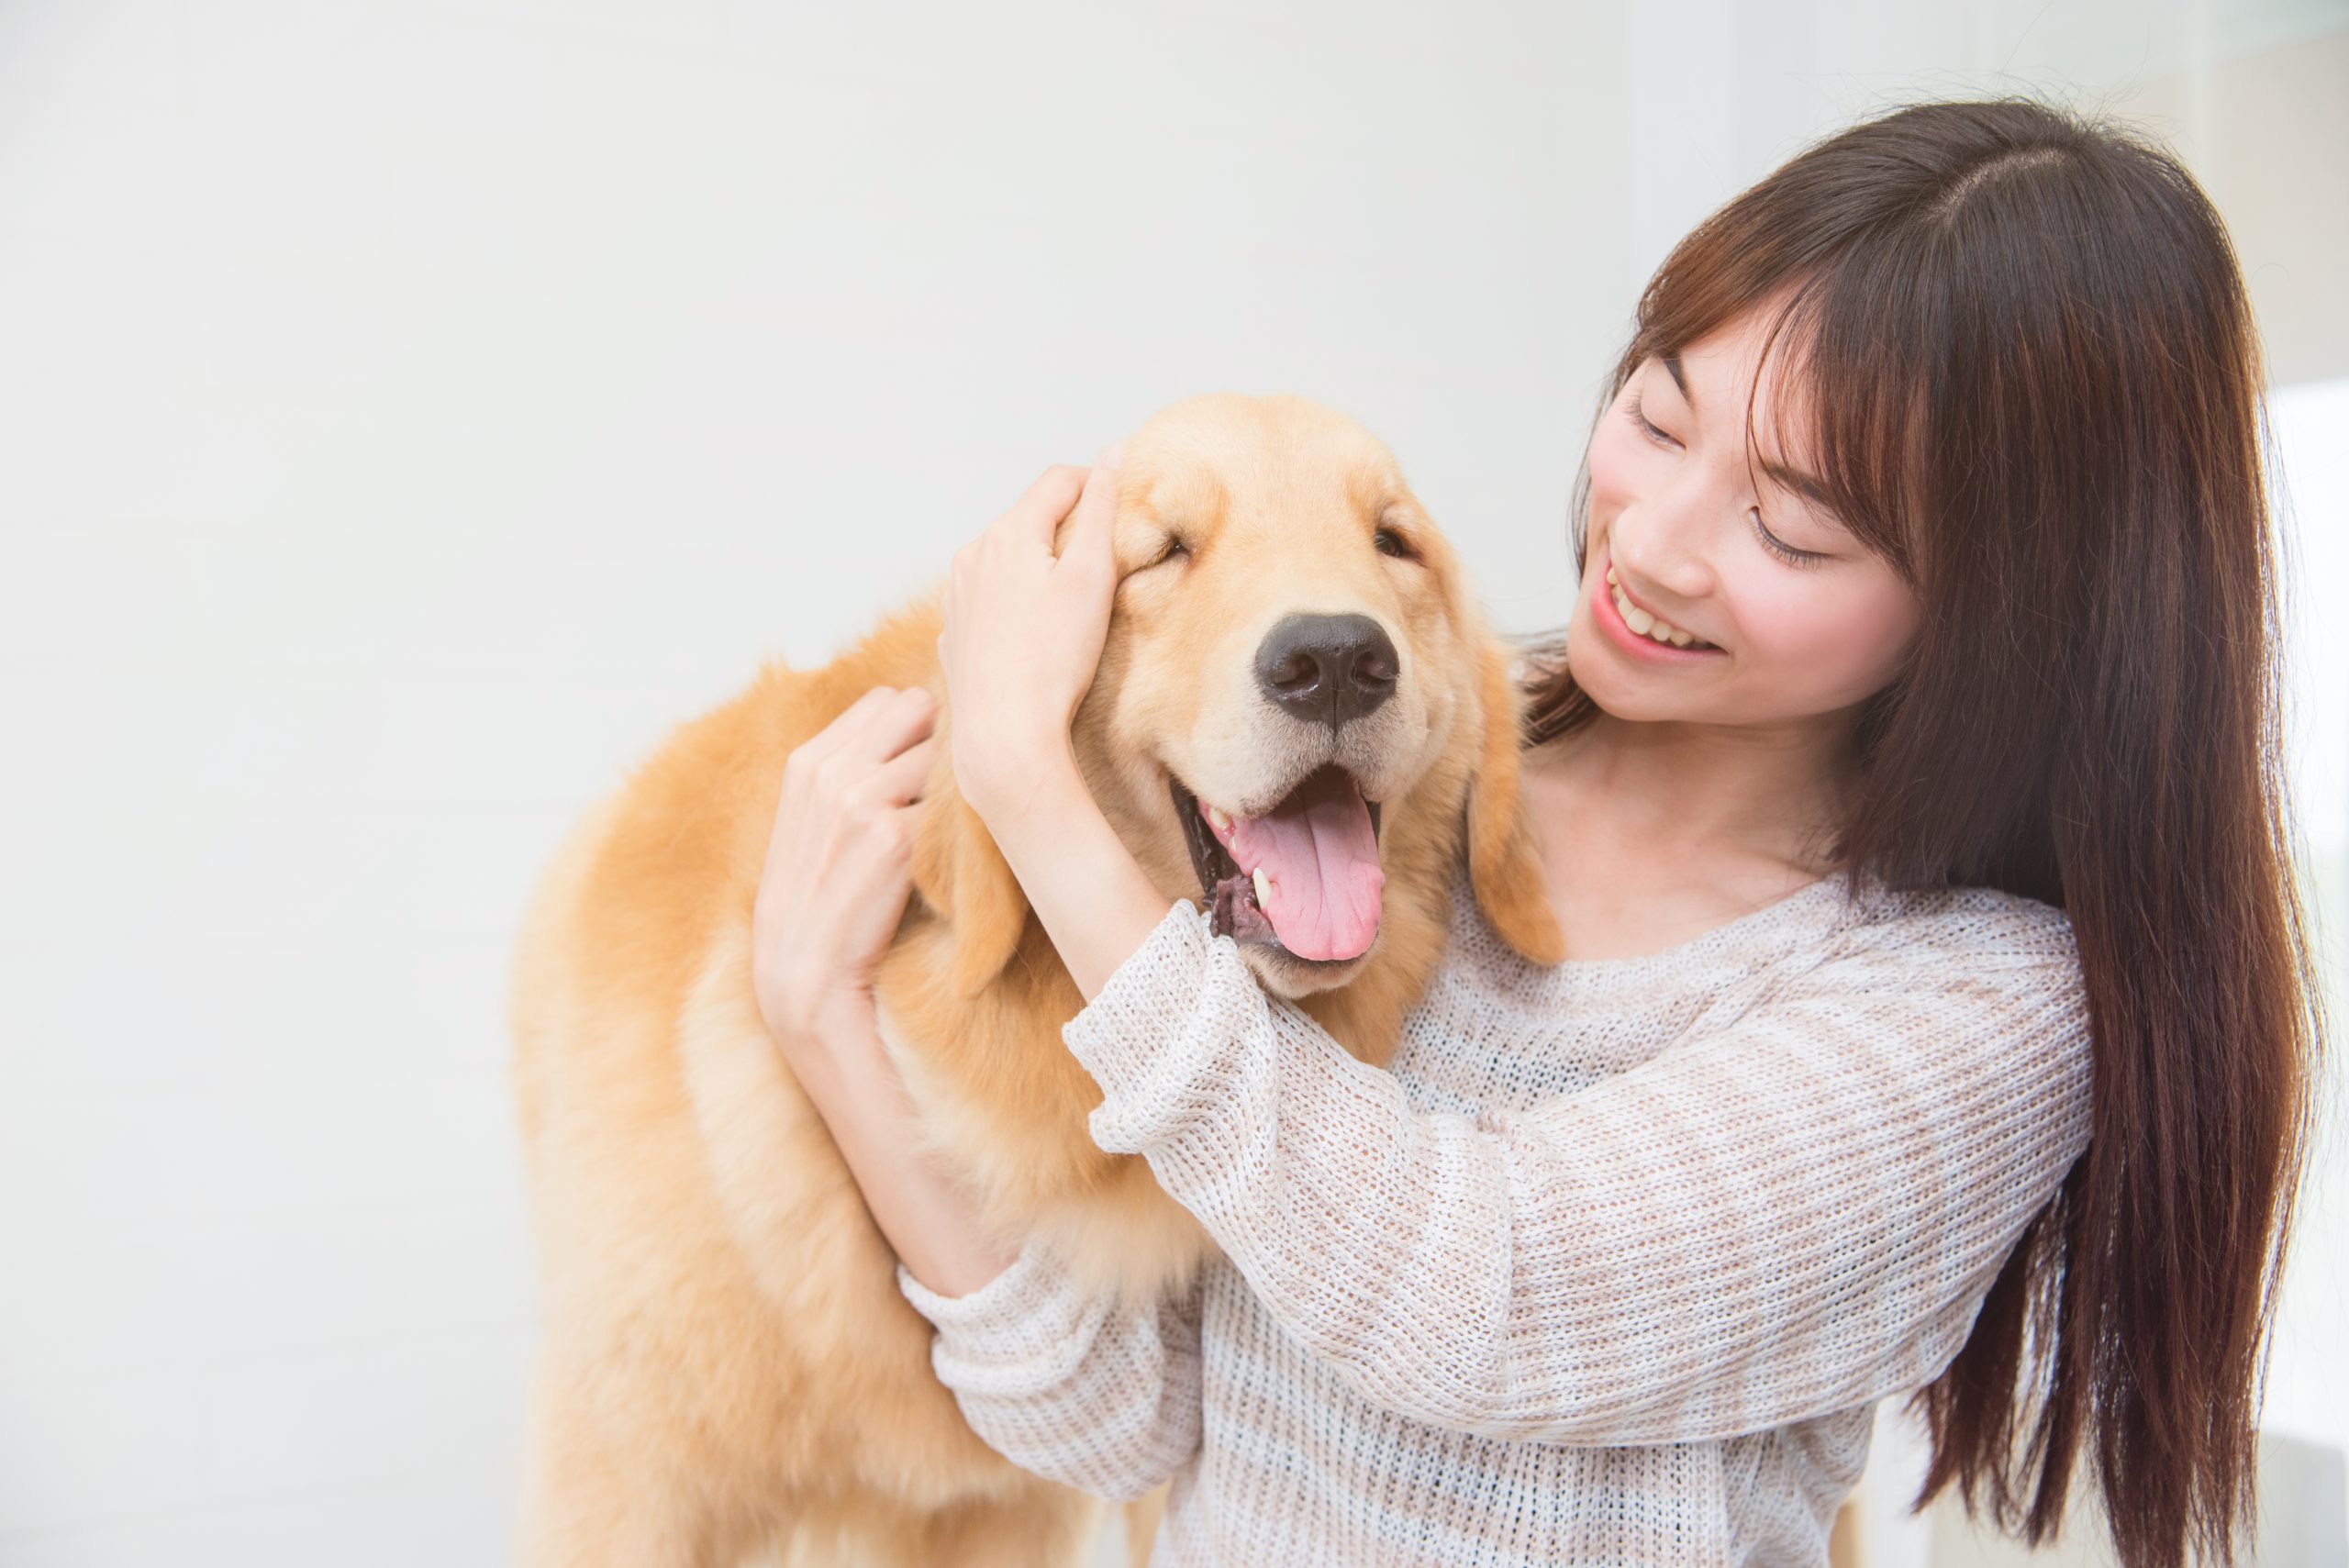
[1375,528,1416,560]
[1628,388,1676,448]
[1749,507,1827,568]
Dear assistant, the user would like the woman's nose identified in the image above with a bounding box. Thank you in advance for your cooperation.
[1609,523,1710,605]
[1614,479,1726,597]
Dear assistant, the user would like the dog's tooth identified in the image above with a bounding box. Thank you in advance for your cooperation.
[1252,866,1272,908]
[1207,804,1231,834]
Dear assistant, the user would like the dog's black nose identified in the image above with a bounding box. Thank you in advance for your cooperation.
[1254,613,1399,729]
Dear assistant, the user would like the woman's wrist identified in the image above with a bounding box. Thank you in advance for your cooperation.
[796,1003,1022,1297]
[984,763,1184,1003]
[957,732,1084,840]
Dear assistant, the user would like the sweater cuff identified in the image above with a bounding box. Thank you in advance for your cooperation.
[895,1238,1063,1338]
[1066,892,1286,1163]
[895,1238,1137,1401]
[1061,896,1242,1153]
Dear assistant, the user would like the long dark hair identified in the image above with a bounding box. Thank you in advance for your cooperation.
[1516,97,2323,1568]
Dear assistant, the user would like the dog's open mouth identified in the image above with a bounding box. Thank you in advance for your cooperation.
[1167,763,1386,963]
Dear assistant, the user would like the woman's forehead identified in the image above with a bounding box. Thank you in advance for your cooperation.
[1649,327,1837,506]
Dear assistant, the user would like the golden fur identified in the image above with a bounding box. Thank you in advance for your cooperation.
[510,393,1565,1565]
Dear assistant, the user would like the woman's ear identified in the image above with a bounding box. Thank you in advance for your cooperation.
[1463,638,1565,966]
[909,695,1030,997]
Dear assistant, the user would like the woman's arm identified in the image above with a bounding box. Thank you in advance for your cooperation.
[780,1002,1020,1296]
[792,1005,1204,1501]
[1044,857,2099,1446]
[750,681,1019,1296]
[895,1237,1207,1501]
[772,915,1204,1502]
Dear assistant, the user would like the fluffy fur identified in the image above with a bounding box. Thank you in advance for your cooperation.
[510,393,1564,1566]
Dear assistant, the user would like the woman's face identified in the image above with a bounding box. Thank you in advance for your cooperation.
[1566,306,1920,733]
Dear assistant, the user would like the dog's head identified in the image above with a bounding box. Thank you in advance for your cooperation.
[921,393,1563,1000]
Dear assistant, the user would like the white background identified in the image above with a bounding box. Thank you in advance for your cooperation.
[1,2,2343,1563]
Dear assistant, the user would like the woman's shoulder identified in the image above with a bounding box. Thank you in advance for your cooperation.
[1809,876,2091,1048]
[1841,875,2080,977]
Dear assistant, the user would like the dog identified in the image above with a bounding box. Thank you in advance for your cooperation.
[509,392,1566,1566]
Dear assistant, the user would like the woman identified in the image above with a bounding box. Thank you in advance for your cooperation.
[750,97,2321,1567]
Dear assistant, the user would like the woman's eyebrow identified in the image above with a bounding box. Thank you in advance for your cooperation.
[1662,350,1842,517]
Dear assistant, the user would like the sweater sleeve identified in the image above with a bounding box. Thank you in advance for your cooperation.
[1063,892,2095,1446]
[894,1235,1204,1500]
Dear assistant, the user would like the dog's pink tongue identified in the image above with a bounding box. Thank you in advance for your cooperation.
[1228,768,1385,961]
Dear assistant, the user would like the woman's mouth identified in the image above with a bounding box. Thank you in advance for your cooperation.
[1595,555,1725,662]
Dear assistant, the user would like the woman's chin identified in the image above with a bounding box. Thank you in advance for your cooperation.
[1562,616,1700,724]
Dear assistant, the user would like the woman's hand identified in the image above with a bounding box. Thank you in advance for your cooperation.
[751,684,938,1060]
[937,445,1124,830]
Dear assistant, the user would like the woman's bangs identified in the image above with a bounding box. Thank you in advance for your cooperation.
[1748,259,1932,584]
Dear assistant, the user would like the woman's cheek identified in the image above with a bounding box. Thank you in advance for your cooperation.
[1752,579,1917,709]
[1584,418,1645,517]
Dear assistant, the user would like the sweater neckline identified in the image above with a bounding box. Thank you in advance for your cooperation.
[1449,860,1875,999]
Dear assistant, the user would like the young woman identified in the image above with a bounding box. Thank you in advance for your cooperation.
[750,98,2321,1567]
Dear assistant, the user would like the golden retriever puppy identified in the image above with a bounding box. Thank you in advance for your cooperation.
[509,392,1565,1566]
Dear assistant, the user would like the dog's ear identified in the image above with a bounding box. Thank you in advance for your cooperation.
[910,698,1031,997]
[1463,637,1565,966]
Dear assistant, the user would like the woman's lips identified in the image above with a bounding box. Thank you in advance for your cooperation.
[1593,554,1724,662]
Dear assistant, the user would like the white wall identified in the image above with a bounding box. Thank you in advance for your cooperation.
[0,2,2340,1564]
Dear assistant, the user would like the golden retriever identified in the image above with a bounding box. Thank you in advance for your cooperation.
[509,392,1565,1566]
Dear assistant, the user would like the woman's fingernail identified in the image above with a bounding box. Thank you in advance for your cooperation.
[1097,440,1126,471]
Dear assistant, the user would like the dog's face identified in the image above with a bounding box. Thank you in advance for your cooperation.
[915,392,1559,1003]
[1060,393,1553,998]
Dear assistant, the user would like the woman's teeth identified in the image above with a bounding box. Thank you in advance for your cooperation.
[1606,567,1711,649]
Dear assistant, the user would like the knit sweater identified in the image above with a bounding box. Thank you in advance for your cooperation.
[895,858,2095,1567]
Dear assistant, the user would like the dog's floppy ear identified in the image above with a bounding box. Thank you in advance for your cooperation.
[1463,637,1565,966]
[910,695,1031,997]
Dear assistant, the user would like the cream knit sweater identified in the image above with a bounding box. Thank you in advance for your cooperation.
[896,860,2095,1567]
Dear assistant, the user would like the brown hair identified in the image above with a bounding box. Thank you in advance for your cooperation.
[1515,97,2323,1568]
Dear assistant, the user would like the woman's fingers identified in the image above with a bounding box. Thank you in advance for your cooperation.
[852,685,935,763]
[777,688,934,851]
[1005,464,1091,552]
[803,686,934,772]
[1058,443,1125,575]
[867,732,936,808]
[789,684,902,771]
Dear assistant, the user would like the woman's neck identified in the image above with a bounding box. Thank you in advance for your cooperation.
[1517,708,1857,960]
[1542,710,1853,868]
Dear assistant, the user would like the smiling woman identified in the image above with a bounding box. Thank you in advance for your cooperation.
[1509,96,2326,1568]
